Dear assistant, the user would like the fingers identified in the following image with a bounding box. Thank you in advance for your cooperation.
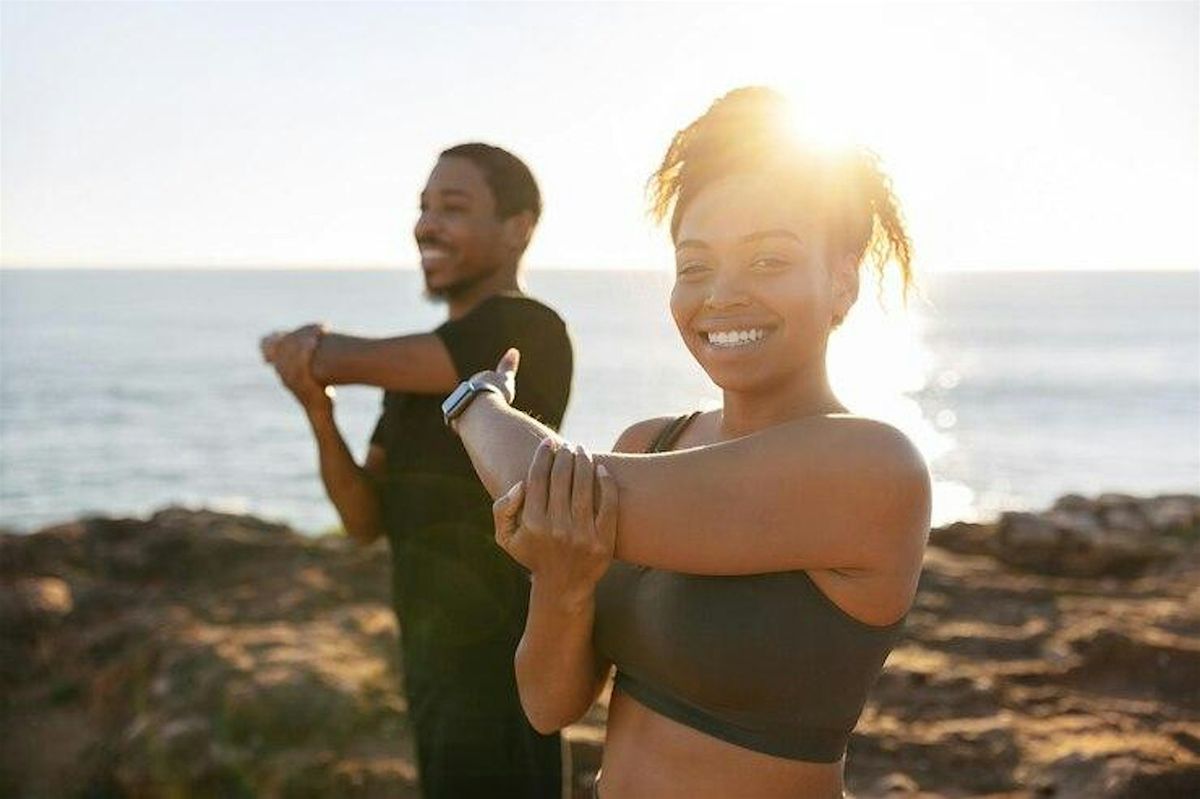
[496,347,520,376]
[260,332,283,362]
[299,332,320,364]
[262,324,322,365]
[298,322,326,338]
[595,464,619,554]
[548,444,574,535]
[495,347,519,403]
[521,439,554,533]
[492,481,525,549]
[570,445,595,535]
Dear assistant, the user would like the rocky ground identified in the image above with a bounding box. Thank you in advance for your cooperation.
[1,494,1197,798]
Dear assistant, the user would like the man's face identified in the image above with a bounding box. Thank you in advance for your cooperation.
[413,156,508,300]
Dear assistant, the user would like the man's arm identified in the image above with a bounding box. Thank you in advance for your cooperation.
[266,328,387,545]
[311,332,459,393]
[261,324,459,394]
[307,407,388,546]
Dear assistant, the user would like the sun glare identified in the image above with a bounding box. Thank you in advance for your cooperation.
[827,288,971,526]
[782,93,859,157]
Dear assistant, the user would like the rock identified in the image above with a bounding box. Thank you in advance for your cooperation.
[0,508,410,798]
[927,521,995,556]
[995,499,1184,578]
[871,771,920,794]
[1043,508,1102,537]
[995,512,1059,570]
[1144,495,1200,535]
[157,716,216,776]
[1096,492,1141,510]
[1052,494,1094,513]
[0,576,74,634]
[1100,504,1151,534]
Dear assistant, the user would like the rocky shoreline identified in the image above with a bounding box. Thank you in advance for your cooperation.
[2,494,1198,798]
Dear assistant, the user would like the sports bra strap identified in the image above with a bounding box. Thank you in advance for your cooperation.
[646,411,703,454]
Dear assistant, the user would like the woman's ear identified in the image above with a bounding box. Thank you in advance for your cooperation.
[501,210,536,255]
[830,252,860,327]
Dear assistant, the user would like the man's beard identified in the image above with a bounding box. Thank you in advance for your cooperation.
[422,262,499,304]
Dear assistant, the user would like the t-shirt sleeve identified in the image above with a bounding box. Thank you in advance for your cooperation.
[368,392,393,450]
[434,295,573,430]
[434,297,513,380]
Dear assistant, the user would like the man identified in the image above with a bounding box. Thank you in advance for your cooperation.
[261,143,573,798]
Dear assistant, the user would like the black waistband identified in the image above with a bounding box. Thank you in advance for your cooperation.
[615,670,848,762]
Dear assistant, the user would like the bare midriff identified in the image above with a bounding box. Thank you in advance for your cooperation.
[596,688,846,799]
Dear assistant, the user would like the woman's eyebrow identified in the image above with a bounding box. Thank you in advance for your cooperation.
[677,230,804,251]
[740,229,803,245]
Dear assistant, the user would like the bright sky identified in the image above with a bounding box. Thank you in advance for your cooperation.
[2,1,1196,271]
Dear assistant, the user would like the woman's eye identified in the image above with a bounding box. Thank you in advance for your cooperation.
[751,256,787,271]
[676,263,710,277]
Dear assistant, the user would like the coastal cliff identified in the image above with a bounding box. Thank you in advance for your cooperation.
[2,495,1197,798]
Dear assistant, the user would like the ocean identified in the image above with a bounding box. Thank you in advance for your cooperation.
[1,268,1197,534]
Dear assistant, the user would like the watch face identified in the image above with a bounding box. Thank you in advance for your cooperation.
[441,382,474,423]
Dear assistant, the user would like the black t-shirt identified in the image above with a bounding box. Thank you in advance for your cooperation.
[368,292,573,689]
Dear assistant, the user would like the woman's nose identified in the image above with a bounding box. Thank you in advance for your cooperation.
[704,271,751,309]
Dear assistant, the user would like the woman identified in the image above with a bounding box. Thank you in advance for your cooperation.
[446,87,930,798]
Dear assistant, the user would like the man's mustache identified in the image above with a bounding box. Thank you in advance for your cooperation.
[416,236,453,250]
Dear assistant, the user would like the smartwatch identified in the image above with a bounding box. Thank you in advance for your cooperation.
[442,376,506,427]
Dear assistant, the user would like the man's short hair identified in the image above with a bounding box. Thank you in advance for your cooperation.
[440,143,542,224]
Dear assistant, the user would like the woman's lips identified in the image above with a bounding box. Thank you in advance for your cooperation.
[696,323,778,350]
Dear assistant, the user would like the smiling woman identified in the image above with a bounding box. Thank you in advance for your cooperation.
[448,86,931,798]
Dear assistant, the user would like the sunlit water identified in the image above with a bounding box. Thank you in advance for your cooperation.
[2,269,1197,533]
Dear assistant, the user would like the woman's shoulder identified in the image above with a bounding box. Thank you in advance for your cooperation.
[782,414,926,471]
[778,414,931,528]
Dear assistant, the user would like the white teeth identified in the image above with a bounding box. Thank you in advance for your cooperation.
[706,328,768,347]
[420,247,450,258]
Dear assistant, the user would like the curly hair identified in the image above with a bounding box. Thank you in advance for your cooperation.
[648,87,914,299]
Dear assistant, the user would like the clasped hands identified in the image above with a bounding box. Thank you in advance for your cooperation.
[259,323,331,412]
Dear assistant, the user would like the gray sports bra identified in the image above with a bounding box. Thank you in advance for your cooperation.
[592,412,905,762]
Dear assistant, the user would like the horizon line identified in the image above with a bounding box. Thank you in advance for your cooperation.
[1,262,1197,274]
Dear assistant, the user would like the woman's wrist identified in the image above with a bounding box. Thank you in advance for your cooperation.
[449,387,506,434]
[530,573,597,616]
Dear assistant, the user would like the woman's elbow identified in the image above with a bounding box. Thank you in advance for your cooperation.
[516,685,583,734]
[525,709,565,736]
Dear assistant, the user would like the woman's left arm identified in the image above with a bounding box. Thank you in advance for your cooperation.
[451,351,569,498]
[454,351,931,577]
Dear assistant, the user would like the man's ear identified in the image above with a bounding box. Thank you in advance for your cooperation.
[501,210,536,255]
[830,252,860,327]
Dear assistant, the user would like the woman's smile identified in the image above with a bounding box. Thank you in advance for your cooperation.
[698,324,778,350]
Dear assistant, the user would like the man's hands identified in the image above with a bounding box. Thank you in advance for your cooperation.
[492,440,618,610]
[260,323,332,414]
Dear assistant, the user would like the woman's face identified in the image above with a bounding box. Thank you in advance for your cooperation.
[669,172,854,394]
